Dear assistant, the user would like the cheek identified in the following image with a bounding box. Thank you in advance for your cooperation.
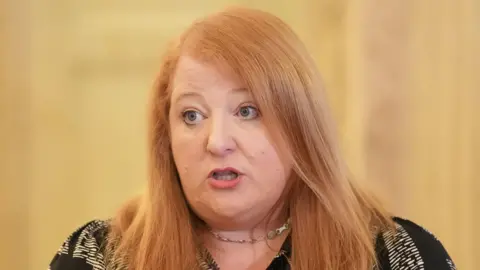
[172,147,189,177]
[170,126,204,181]
[247,137,290,186]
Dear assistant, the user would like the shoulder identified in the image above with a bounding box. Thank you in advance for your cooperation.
[49,220,110,270]
[375,217,456,270]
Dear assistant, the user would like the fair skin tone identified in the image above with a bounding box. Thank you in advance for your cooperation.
[169,56,292,269]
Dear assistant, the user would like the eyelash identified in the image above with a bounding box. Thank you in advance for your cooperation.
[180,104,260,125]
[235,105,260,119]
[181,110,204,126]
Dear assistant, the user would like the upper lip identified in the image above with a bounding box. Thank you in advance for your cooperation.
[208,167,242,177]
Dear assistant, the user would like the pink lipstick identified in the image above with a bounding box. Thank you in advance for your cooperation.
[208,167,242,189]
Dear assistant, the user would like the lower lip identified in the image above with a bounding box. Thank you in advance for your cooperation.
[208,175,242,189]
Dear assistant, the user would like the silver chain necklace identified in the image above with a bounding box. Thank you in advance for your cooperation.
[208,218,291,244]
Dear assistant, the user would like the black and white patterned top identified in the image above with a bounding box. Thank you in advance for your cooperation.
[49,217,456,270]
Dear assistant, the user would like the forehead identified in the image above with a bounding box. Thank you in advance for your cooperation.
[170,56,251,103]
[173,56,209,79]
[173,56,241,88]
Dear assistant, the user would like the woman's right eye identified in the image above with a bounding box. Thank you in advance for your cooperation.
[182,110,204,125]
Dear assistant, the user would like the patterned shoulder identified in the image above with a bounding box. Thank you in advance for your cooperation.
[49,220,110,270]
[379,217,456,270]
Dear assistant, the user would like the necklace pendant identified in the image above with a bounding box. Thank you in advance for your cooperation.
[267,230,277,240]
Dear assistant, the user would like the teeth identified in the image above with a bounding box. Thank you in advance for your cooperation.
[213,172,238,181]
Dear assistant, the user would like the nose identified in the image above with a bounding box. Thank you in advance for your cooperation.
[206,117,236,156]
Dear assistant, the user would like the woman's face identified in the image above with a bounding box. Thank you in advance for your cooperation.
[169,56,292,229]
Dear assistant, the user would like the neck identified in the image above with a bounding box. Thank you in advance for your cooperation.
[200,226,289,270]
[201,208,289,242]
[199,213,290,257]
[196,208,290,269]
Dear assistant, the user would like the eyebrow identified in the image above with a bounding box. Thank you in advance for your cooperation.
[172,87,249,105]
[231,87,248,93]
[171,91,204,105]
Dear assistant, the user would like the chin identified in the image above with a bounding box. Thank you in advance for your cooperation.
[210,201,250,218]
[193,199,255,225]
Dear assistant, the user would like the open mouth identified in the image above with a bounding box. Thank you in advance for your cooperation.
[208,167,242,189]
[212,170,239,181]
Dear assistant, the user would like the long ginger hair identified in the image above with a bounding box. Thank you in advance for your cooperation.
[105,7,393,270]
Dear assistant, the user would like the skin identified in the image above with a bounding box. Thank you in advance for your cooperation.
[169,56,292,269]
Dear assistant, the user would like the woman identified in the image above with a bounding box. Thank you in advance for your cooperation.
[49,7,456,270]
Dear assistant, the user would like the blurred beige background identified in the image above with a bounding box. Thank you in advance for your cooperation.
[1,0,478,269]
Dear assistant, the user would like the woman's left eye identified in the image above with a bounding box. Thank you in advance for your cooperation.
[236,106,259,120]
